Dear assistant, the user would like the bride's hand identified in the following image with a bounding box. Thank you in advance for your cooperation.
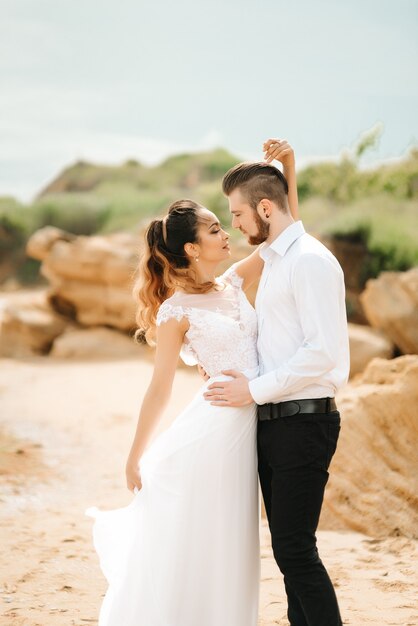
[126,459,142,493]
[197,364,210,381]
[263,138,295,167]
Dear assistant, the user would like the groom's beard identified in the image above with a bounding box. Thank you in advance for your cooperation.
[247,212,270,245]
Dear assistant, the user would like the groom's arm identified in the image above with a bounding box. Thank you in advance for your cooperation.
[248,253,349,405]
[227,244,265,291]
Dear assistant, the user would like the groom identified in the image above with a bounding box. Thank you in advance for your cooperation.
[203,140,350,626]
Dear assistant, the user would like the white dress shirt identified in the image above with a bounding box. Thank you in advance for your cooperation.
[248,220,350,405]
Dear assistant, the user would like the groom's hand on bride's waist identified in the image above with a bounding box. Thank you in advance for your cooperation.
[203,370,253,407]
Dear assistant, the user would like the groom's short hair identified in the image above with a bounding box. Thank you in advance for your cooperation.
[222,162,289,213]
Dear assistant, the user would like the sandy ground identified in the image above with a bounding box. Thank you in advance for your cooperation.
[0,356,417,626]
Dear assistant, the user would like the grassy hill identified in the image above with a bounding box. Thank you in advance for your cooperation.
[1,146,417,285]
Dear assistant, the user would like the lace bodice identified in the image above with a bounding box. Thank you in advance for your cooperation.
[156,265,259,378]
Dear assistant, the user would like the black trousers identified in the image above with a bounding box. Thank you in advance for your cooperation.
[257,409,343,626]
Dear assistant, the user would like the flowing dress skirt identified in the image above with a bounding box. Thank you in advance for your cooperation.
[85,369,260,626]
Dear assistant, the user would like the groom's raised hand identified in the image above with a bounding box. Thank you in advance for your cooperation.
[203,370,253,407]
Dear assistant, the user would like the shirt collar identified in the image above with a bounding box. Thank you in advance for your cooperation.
[259,220,305,261]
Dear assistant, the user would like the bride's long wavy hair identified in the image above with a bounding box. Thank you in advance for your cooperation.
[133,199,217,345]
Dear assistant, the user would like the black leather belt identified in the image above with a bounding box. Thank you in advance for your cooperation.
[258,397,337,421]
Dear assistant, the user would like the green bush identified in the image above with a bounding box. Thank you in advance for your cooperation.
[322,199,418,284]
[31,195,112,235]
[0,214,27,253]
[15,257,43,285]
[297,148,418,204]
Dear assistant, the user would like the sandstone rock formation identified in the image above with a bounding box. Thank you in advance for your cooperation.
[348,323,394,377]
[26,226,76,261]
[0,290,68,357]
[360,267,418,353]
[321,355,418,538]
[27,229,140,331]
[50,326,147,359]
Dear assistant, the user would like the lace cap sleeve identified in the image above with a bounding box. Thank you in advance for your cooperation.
[219,263,244,289]
[156,301,185,326]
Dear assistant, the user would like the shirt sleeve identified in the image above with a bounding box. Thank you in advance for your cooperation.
[248,252,348,404]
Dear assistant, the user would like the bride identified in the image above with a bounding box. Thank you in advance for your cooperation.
[85,141,297,626]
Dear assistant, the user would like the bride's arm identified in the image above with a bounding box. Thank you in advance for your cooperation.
[229,245,265,292]
[125,315,189,492]
[230,139,299,290]
[264,138,299,220]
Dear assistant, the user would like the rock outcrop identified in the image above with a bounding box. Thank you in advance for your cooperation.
[27,229,139,331]
[348,323,394,377]
[50,327,146,359]
[321,355,418,538]
[26,226,77,261]
[360,267,418,353]
[323,235,371,324]
[0,290,68,357]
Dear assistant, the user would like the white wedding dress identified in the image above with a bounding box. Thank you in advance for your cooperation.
[85,265,260,626]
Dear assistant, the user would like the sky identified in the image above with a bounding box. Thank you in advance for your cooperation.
[1,0,417,201]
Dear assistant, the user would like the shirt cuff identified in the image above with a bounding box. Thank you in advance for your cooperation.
[248,370,279,405]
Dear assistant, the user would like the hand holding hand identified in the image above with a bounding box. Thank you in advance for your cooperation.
[263,138,295,168]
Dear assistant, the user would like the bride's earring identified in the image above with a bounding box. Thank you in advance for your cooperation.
[195,255,199,263]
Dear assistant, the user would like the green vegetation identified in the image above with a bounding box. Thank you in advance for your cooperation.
[1,135,417,285]
[300,195,418,284]
[296,126,418,280]
[297,149,418,204]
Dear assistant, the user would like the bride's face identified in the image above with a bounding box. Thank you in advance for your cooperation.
[192,209,231,262]
[227,189,269,245]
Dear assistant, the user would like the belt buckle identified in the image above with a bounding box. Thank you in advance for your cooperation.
[283,401,301,417]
